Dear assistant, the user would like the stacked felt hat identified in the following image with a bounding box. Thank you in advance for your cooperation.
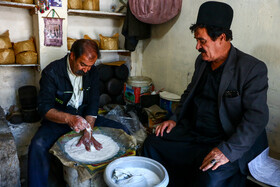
[195,1,233,29]
[97,63,129,108]
[18,85,41,123]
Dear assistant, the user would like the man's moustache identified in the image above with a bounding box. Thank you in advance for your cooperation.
[75,70,86,76]
[198,48,206,53]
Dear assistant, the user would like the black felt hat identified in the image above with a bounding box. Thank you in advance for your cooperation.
[196,1,233,29]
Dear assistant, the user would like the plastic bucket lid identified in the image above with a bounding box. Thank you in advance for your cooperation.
[159,91,180,102]
[127,76,152,87]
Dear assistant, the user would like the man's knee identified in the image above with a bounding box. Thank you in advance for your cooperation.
[143,134,157,147]
[193,163,244,187]
[29,137,48,152]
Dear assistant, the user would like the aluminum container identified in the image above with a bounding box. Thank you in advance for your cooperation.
[104,156,169,187]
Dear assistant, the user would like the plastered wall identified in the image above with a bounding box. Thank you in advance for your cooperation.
[37,0,68,70]
[1,0,279,153]
[0,1,127,112]
[139,0,280,152]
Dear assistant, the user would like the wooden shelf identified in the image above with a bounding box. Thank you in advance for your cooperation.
[101,49,129,53]
[67,49,130,53]
[0,64,39,67]
[0,1,36,9]
[68,9,125,18]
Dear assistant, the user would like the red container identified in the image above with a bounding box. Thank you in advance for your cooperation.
[124,76,154,103]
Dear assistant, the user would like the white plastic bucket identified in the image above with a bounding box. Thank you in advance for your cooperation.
[159,91,180,116]
[104,156,169,187]
[124,76,154,104]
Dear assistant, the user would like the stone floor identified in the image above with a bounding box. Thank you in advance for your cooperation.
[19,154,28,187]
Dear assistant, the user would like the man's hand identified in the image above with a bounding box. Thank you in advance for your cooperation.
[200,147,229,171]
[155,120,176,137]
[67,115,89,133]
[76,128,103,151]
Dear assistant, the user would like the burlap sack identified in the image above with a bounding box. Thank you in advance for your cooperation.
[99,33,119,50]
[49,127,137,182]
[67,37,76,51]
[68,0,82,9]
[13,38,36,55]
[83,0,99,11]
[13,0,34,4]
[0,49,15,64]
[0,30,12,50]
[16,51,37,64]
[83,35,100,48]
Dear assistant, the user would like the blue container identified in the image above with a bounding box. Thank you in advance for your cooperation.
[159,91,180,117]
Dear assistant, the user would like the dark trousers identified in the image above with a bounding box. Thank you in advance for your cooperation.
[142,134,246,187]
[28,116,129,187]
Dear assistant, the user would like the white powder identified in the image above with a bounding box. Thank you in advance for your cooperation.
[113,167,161,187]
[65,134,119,163]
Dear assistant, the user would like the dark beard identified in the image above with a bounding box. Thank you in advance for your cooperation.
[75,70,86,76]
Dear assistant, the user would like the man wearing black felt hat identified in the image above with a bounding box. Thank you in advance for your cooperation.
[143,1,269,186]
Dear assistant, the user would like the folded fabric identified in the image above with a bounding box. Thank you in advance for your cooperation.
[144,104,168,119]
[248,147,280,187]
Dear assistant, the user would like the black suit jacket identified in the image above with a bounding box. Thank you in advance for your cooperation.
[38,55,100,118]
[170,45,269,173]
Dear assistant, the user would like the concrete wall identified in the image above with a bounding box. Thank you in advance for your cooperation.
[0,1,127,111]
[0,2,130,186]
[139,0,280,152]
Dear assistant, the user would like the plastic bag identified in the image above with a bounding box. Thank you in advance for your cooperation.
[68,0,82,9]
[67,37,76,51]
[16,51,37,64]
[0,30,12,50]
[99,33,119,50]
[105,105,147,146]
[0,49,15,64]
[13,38,36,55]
[83,35,100,48]
[83,0,99,11]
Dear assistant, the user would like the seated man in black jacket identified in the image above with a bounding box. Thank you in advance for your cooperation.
[28,39,129,187]
[142,2,269,187]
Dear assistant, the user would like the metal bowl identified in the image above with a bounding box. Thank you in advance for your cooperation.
[104,156,169,187]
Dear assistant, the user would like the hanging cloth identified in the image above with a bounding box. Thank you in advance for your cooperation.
[122,2,151,51]
[129,0,182,24]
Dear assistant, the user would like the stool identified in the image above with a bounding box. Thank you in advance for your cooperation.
[247,175,273,187]
[63,166,106,187]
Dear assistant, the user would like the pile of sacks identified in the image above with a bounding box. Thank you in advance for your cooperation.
[68,33,119,51]
[68,0,99,11]
[0,30,37,65]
